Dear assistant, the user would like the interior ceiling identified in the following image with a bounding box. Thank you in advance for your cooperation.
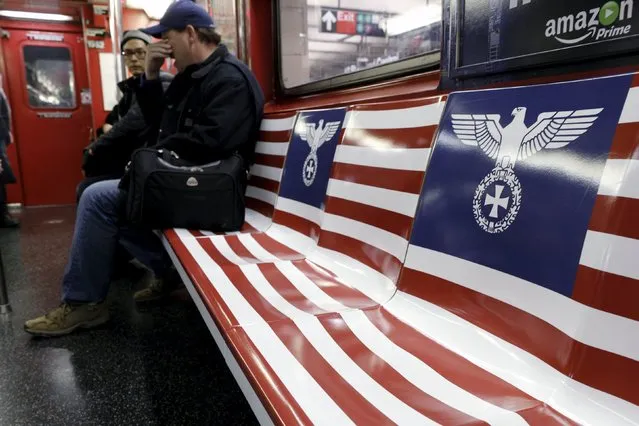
[0,0,89,17]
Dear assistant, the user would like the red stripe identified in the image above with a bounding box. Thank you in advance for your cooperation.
[164,230,240,329]
[331,163,425,194]
[257,263,329,315]
[166,231,311,425]
[259,130,292,143]
[367,309,577,425]
[219,266,290,325]
[227,328,314,426]
[400,268,639,405]
[223,265,394,423]
[248,175,280,194]
[573,265,639,322]
[252,233,302,260]
[240,222,258,233]
[291,260,378,310]
[632,73,639,88]
[268,319,394,424]
[226,235,261,263]
[246,197,276,218]
[325,196,414,238]
[342,126,437,149]
[352,96,445,111]
[273,210,321,240]
[320,315,487,425]
[198,238,235,268]
[318,231,403,282]
[253,153,285,169]
[263,112,296,120]
[188,230,207,237]
[588,195,639,240]
[608,122,639,160]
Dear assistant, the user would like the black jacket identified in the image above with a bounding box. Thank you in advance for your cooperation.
[84,72,173,177]
[135,44,265,165]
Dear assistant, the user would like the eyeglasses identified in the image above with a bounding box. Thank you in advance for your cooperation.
[121,49,146,59]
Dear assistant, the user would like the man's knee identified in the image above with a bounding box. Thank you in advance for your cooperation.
[78,180,122,213]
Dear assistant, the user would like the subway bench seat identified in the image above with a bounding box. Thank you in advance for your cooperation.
[163,75,639,425]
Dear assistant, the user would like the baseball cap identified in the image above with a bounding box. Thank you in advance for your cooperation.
[141,1,215,39]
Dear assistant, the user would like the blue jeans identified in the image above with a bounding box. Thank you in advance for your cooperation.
[62,180,169,303]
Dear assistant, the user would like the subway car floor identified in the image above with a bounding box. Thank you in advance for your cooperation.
[0,206,257,425]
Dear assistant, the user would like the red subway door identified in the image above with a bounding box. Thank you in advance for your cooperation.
[2,25,92,206]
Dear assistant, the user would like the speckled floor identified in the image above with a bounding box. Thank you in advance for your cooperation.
[0,206,257,425]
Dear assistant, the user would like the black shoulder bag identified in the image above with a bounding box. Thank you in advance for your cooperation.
[124,148,247,231]
[122,57,259,232]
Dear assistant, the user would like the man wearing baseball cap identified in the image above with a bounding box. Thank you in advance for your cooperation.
[24,1,265,336]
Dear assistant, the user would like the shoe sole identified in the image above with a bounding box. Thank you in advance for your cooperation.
[24,314,110,337]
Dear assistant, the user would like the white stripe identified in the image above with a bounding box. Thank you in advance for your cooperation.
[276,197,323,226]
[335,145,431,171]
[261,116,297,132]
[246,186,278,206]
[274,262,354,313]
[296,249,397,305]
[386,292,639,425]
[322,213,409,261]
[327,179,420,217]
[238,234,281,263]
[263,231,396,305]
[255,141,290,156]
[347,102,445,129]
[211,238,249,265]
[265,224,318,255]
[619,86,639,124]
[406,245,639,361]
[162,238,275,426]
[245,209,272,232]
[343,110,352,128]
[250,164,283,182]
[176,230,354,424]
[240,264,435,425]
[341,310,528,426]
[580,230,639,280]
[598,159,639,199]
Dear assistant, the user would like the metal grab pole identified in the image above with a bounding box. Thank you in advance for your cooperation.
[0,248,10,314]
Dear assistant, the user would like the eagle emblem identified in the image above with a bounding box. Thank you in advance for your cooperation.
[452,106,603,233]
[298,119,341,187]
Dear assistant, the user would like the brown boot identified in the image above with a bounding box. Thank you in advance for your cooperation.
[24,302,109,337]
[133,272,171,303]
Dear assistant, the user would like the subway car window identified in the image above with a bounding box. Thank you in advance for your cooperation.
[210,0,239,56]
[278,0,442,89]
[23,45,76,109]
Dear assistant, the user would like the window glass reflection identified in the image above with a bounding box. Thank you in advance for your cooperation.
[23,45,76,109]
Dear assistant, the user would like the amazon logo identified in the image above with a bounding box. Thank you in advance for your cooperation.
[545,0,634,45]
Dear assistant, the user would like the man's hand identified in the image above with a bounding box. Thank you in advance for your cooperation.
[102,124,113,134]
[145,42,172,80]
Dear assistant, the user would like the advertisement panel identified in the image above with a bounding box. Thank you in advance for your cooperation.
[450,0,639,77]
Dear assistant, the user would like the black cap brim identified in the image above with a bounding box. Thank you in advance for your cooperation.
[141,24,168,39]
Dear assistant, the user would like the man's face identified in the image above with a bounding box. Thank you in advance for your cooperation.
[122,39,147,76]
[162,29,194,73]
